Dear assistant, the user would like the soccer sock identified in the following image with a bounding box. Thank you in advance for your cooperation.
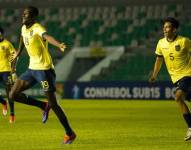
[51,104,73,135]
[183,113,191,128]
[0,95,7,105]
[14,93,45,110]
[7,99,14,115]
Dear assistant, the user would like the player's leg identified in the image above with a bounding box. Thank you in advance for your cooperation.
[0,95,7,116]
[175,89,191,141]
[36,69,76,144]
[45,92,75,132]
[174,77,191,141]
[5,84,15,123]
[3,72,15,122]
[0,74,7,115]
[0,94,7,105]
[45,91,76,144]
[9,79,47,109]
[9,70,47,110]
[175,89,191,120]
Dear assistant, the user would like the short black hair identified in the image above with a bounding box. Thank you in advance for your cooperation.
[162,17,179,29]
[26,6,39,18]
[0,27,4,34]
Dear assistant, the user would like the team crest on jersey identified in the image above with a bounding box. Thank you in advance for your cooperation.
[0,46,5,50]
[30,30,33,36]
[175,45,180,51]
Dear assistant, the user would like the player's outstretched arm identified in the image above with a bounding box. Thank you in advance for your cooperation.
[43,33,66,52]
[149,56,163,83]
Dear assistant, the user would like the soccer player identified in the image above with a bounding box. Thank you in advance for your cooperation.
[149,17,191,141]
[10,6,76,144]
[0,27,16,123]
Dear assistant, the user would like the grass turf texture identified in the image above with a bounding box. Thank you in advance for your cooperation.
[0,100,190,150]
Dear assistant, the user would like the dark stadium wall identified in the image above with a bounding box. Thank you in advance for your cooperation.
[0,0,189,8]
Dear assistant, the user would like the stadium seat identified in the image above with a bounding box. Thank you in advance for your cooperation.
[0,4,185,78]
[1,4,184,48]
[92,52,170,81]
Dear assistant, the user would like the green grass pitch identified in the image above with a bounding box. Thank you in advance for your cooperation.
[0,100,191,150]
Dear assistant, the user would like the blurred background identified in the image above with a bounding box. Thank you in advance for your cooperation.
[0,0,189,99]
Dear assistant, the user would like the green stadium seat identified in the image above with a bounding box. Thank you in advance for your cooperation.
[93,53,170,81]
[1,4,184,48]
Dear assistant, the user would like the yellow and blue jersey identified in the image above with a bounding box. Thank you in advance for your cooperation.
[21,23,54,70]
[0,39,16,72]
[155,35,191,83]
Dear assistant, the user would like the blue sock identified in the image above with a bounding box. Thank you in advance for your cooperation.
[183,113,191,128]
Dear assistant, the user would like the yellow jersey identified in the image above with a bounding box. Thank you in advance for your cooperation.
[21,23,54,70]
[0,39,16,72]
[155,35,191,83]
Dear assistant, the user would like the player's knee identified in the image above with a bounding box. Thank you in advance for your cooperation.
[175,91,185,103]
[48,101,58,110]
[9,90,17,100]
[175,95,182,103]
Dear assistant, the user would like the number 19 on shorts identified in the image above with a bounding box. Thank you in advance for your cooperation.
[41,81,49,90]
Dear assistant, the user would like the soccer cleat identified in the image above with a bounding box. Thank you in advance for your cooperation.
[184,128,191,141]
[63,132,76,144]
[9,115,15,124]
[42,102,50,123]
[2,103,8,116]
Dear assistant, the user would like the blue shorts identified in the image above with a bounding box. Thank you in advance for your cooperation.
[19,69,56,92]
[0,72,13,85]
[174,76,191,100]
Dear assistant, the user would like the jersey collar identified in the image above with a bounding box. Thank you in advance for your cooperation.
[166,34,178,42]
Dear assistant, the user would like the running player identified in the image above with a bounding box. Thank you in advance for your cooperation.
[149,17,191,141]
[0,27,16,123]
[10,6,76,144]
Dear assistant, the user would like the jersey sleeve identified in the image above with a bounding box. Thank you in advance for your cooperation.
[155,40,163,56]
[184,38,191,52]
[35,24,47,37]
[8,42,16,54]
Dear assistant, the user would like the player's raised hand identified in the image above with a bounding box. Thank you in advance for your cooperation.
[60,43,66,52]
